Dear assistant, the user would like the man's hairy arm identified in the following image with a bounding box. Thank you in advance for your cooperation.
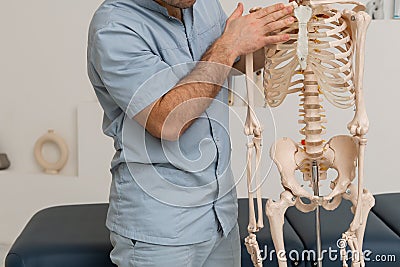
[134,39,236,141]
[134,3,294,141]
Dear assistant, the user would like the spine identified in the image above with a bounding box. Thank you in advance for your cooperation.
[299,67,325,158]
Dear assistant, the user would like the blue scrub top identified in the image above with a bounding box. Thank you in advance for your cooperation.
[87,0,238,245]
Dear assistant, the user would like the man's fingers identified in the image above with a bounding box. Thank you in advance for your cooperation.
[263,6,294,25]
[264,17,295,34]
[263,34,290,45]
[227,2,244,22]
[254,3,288,19]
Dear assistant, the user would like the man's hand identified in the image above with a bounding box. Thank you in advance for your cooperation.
[135,2,295,141]
[220,2,294,61]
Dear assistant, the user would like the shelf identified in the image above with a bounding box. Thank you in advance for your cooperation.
[0,170,78,180]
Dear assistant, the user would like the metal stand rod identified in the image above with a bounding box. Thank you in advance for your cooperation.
[312,161,323,267]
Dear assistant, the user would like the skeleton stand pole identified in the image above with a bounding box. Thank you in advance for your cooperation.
[312,161,323,267]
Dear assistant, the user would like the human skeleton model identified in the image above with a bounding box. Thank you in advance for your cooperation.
[239,0,376,266]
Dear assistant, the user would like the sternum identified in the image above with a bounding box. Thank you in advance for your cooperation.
[300,67,325,158]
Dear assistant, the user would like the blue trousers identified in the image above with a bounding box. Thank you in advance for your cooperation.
[109,224,241,267]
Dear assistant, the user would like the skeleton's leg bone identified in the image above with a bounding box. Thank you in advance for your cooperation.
[343,185,375,267]
[266,191,296,267]
[354,189,374,267]
[342,186,361,266]
[355,189,375,247]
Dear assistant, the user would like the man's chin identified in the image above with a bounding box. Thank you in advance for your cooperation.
[172,0,197,9]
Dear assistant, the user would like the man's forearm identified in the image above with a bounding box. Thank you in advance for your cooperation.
[134,3,294,140]
[138,38,237,141]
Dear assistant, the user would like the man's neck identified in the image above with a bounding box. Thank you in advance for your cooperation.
[154,0,182,21]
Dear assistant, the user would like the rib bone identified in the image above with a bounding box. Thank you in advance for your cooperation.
[264,5,356,109]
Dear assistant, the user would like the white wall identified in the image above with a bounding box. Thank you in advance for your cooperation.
[0,0,399,251]
[0,0,107,246]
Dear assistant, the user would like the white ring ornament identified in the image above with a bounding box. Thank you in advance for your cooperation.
[34,129,69,174]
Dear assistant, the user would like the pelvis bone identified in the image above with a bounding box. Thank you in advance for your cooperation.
[271,135,358,209]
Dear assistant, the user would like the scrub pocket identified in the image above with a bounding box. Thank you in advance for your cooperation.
[110,231,136,267]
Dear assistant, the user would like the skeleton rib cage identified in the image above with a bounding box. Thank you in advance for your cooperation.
[264,6,355,109]
[241,1,375,267]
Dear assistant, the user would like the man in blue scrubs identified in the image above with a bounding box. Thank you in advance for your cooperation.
[87,0,294,266]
